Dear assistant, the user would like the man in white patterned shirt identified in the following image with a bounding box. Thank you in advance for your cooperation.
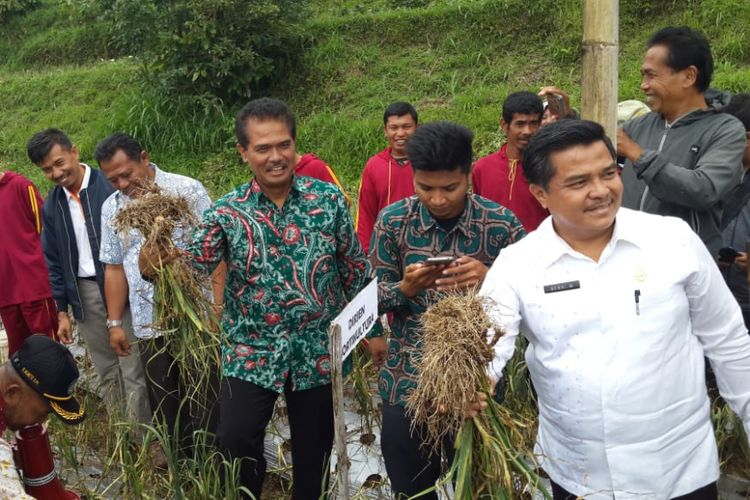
[480,119,750,500]
[97,133,218,461]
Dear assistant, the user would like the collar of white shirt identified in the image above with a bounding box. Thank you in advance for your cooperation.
[62,163,91,200]
[534,207,647,269]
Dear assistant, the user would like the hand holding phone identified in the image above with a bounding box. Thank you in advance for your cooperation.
[718,246,740,263]
[424,256,455,265]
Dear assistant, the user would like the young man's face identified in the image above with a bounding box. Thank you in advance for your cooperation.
[236,118,296,193]
[413,168,469,220]
[38,143,84,192]
[99,149,153,198]
[501,113,541,154]
[640,44,692,117]
[530,140,622,246]
[384,114,417,157]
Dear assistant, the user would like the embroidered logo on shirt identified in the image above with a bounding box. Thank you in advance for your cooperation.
[634,265,647,283]
[690,145,700,154]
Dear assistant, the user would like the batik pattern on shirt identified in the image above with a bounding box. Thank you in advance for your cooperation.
[369,193,525,406]
[186,176,377,393]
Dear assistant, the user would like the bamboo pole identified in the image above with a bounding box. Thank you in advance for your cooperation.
[329,324,351,499]
[581,0,619,142]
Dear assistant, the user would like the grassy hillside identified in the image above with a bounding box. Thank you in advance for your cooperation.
[1,0,749,200]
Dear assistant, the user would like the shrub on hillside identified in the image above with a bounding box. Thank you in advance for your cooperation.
[0,0,38,20]
[98,0,306,101]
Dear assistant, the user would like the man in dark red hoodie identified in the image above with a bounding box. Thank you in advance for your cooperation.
[0,172,57,354]
[472,91,548,232]
[356,101,419,254]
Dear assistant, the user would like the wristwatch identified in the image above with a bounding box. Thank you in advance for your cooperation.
[106,319,123,329]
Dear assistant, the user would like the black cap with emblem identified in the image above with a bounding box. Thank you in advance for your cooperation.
[10,334,85,425]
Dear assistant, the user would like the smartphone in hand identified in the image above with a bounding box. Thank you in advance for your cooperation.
[718,247,740,263]
[546,94,567,121]
[424,256,455,265]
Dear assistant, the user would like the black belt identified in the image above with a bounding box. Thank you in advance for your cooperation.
[79,276,97,282]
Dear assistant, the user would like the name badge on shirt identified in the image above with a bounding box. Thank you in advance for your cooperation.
[543,280,580,294]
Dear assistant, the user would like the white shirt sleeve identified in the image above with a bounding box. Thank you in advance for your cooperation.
[0,440,32,500]
[479,250,521,381]
[99,196,124,265]
[188,181,212,219]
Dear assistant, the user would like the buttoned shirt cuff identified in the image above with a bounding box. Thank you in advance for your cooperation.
[54,298,69,314]
[487,358,505,383]
[632,150,659,178]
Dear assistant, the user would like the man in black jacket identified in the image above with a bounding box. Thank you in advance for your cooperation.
[720,94,750,329]
[28,129,151,427]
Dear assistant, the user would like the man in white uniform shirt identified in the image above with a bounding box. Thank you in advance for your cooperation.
[480,119,750,500]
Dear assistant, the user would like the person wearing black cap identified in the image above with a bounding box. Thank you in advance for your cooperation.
[0,334,84,496]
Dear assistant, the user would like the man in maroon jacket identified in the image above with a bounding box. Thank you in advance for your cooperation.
[356,101,419,254]
[472,91,548,232]
[0,172,57,354]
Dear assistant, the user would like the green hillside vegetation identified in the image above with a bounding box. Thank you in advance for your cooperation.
[2,0,749,201]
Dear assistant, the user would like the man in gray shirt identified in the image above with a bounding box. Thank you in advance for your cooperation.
[617,26,746,256]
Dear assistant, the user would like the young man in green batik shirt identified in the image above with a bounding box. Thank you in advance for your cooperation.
[367,121,525,499]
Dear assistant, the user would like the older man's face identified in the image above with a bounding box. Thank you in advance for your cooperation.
[100,149,153,198]
[3,385,49,430]
[640,44,688,118]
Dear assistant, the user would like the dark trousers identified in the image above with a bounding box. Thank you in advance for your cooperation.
[0,297,57,355]
[140,336,220,455]
[551,480,717,500]
[217,376,334,500]
[381,402,455,500]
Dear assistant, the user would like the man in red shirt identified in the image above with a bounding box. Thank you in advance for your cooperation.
[472,91,548,231]
[356,101,419,254]
[0,172,57,354]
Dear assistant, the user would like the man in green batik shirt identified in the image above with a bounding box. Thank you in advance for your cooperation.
[140,98,376,500]
[367,121,525,499]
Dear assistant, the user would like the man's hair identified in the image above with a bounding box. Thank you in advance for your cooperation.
[522,119,616,190]
[647,26,713,92]
[383,101,418,125]
[725,93,750,132]
[502,91,544,124]
[26,128,73,165]
[94,133,144,165]
[406,121,473,174]
[235,97,296,148]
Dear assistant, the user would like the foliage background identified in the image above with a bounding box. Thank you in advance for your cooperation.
[1,0,748,201]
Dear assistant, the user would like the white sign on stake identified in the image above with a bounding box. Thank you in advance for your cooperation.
[332,278,378,360]
[329,277,378,499]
